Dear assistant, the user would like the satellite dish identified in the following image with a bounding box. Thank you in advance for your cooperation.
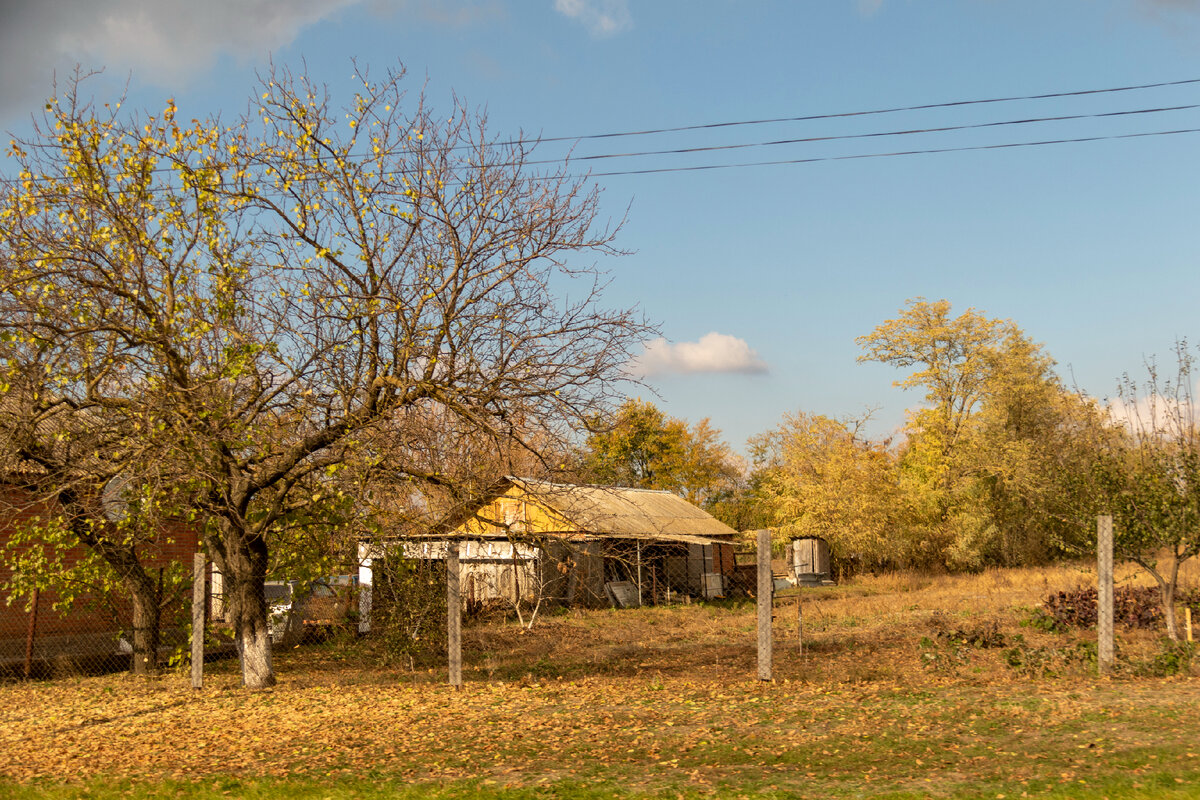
[100,474,130,523]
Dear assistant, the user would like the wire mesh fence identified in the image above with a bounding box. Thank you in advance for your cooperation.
[3,533,825,683]
[0,568,197,680]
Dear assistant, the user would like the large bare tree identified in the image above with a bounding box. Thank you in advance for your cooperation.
[0,66,650,687]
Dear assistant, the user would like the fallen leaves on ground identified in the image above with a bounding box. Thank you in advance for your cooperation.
[4,563,1199,797]
[2,669,1199,796]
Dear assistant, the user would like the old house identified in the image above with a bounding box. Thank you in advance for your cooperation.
[357,477,739,630]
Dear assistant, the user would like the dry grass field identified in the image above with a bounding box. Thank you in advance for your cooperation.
[1,560,1198,799]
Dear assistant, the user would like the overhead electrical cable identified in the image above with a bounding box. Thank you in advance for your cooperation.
[581,126,1200,178]
[496,76,1200,147]
[527,103,1200,166]
[4,76,1199,189]
[9,123,1200,194]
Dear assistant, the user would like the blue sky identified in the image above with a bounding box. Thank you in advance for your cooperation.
[2,0,1199,454]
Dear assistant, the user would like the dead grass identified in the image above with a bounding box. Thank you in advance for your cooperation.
[250,557,1200,692]
[272,558,1200,689]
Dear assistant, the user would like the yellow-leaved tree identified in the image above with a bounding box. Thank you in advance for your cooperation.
[0,66,651,688]
[858,298,1091,570]
[749,411,900,573]
[580,399,744,511]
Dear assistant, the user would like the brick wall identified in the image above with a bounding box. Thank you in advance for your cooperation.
[0,483,200,662]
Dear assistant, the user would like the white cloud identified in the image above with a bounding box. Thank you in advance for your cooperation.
[1105,379,1200,435]
[0,0,517,125]
[553,0,632,36]
[0,0,358,122]
[630,333,769,378]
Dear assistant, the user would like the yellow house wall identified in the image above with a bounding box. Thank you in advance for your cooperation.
[456,485,579,537]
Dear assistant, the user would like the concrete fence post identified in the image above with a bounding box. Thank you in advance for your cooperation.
[447,541,462,688]
[757,529,773,681]
[23,587,40,680]
[191,553,206,690]
[1097,515,1114,676]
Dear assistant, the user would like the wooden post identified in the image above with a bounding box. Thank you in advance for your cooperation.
[1187,606,1193,644]
[1097,515,1114,676]
[190,553,205,690]
[757,529,772,681]
[447,541,462,688]
[23,587,39,680]
[651,557,658,605]
[636,539,643,607]
[797,600,803,657]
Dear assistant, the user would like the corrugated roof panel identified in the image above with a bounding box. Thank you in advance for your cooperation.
[506,478,738,539]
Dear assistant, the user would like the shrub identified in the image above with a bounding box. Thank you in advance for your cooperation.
[1040,587,1200,630]
[1019,606,1068,633]
[368,556,448,668]
[1003,634,1096,678]
[1137,641,1196,677]
[918,622,1008,673]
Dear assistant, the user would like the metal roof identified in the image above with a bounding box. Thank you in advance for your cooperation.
[504,477,738,541]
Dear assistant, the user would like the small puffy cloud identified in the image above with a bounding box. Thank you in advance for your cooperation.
[630,332,769,378]
[553,0,632,36]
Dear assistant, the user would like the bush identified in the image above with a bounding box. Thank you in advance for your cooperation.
[1040,587,1200,630]
[368,556,448,668]
[918,621,1008,673]
[1002,634,1096,678]
[1019,606,1067,633]
[1137,641,1196,677]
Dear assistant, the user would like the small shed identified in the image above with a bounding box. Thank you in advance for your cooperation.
[788,536,834,586]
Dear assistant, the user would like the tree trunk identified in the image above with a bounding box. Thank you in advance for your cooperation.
[217,526,276,688]
[235,601,275,688]
[59,489,164,676]
[1159,562,1180,643]
[128,577,161,675]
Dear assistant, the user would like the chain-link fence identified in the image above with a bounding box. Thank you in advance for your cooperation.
[359,536,758,620]
[1,567,196,680]
[4,533,830,682]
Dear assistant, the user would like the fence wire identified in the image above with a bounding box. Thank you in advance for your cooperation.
[3,536,834,682]
[0,569,198,680]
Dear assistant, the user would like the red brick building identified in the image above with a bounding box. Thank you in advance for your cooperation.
[0,483,200,674]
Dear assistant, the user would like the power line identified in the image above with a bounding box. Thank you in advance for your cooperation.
[7,123,1199,193]
[582,126,1200,178]
[533,103,1200,166]
[3,77,1198,189]
[500,76,1200,147]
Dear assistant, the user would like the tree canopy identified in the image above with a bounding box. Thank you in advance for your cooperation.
[579,399,744,512]
[851,298,1091,569]
[749,411,899,570]
[0,66,651,687]
[1068,345,1200,640]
